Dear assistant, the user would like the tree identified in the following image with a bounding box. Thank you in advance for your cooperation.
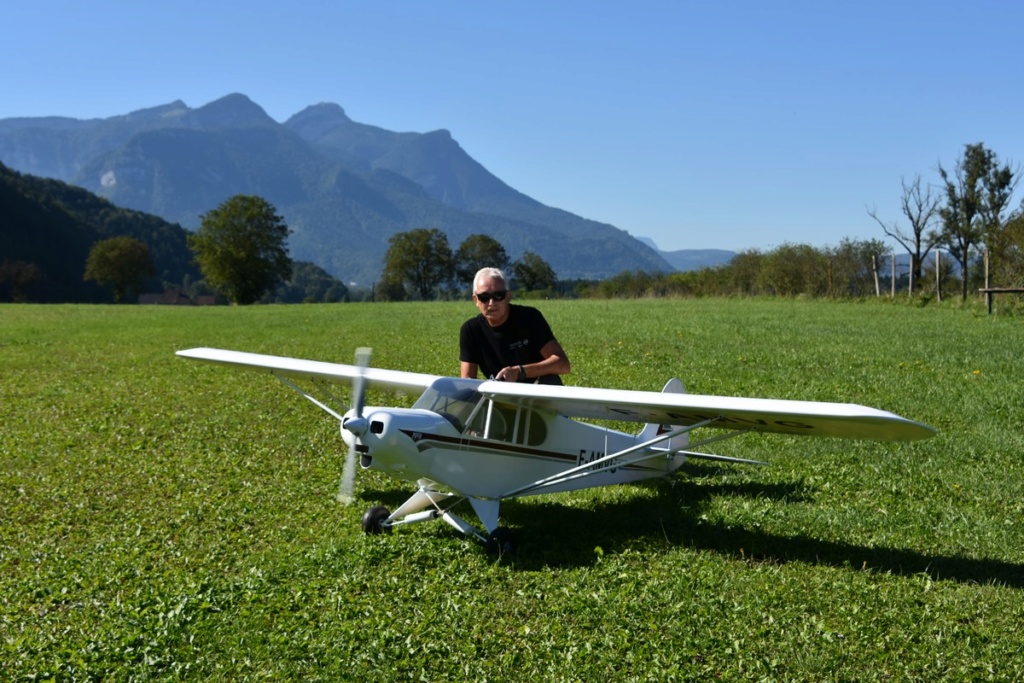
[728,249,764,296]
[379,228,454,301]
[867,175,941,293]
[455,234,511,287]
[979,156,1021,286]
[83,236,156,303]
[0,259,42,303]
[996,203,1024,286]
[374,276,408,302]
[938,143,1016,300]
[759,243,827,297]
[512,251,556,293]
[187,195,292,305]
[825,238,888,297]
[264,261,350,303]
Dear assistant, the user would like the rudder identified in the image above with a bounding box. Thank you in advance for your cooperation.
[636,378,690,451]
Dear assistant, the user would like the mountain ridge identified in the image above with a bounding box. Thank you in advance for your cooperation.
[0,93,703,283]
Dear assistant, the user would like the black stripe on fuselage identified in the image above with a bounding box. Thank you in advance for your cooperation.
[397,429,663,472]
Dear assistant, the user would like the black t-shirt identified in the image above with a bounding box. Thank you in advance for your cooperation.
[459,304,562,385]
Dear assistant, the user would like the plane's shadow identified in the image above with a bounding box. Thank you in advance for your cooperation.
[364,471,1024,588]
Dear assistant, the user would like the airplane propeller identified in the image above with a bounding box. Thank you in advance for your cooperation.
[338,347,372,504]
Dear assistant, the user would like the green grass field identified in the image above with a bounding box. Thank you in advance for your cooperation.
[2,299,1023,681]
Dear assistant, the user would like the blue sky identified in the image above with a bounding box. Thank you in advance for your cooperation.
[2,0,1021,253]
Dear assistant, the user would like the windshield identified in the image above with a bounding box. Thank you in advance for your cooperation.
[411,378,487,433]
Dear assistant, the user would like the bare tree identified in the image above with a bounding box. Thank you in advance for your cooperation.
[867,175,940,294]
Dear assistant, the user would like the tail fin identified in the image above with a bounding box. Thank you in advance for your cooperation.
[637,378,690,452]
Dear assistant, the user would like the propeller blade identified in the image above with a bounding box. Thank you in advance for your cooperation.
[338,347,372,505]
[337,442,359,505]
[351,346,371,416]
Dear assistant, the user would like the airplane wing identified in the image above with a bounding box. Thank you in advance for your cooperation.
[478,381,935,441]
[176,347,441,394]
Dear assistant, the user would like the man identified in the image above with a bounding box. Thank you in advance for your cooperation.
[459,267,570,385]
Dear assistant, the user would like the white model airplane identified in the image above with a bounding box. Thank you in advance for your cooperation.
[177,347,935,553]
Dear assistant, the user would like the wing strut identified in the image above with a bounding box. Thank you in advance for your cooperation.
[274,374,347,421]
[501,418,719,498]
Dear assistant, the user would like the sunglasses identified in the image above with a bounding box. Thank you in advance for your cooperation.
[475,290,508,304]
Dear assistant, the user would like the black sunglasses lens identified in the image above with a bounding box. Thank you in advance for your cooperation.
[476,291,507,303]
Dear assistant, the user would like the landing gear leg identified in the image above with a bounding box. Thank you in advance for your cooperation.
[360,482,517,554]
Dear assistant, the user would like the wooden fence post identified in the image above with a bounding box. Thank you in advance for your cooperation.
[891,254,896,298]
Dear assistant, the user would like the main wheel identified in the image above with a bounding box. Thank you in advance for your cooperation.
[361,505,392,535]
[485,526,517,556]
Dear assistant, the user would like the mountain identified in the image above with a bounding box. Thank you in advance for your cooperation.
[0,94,675,285]
[635,236,736,271]
[659,248,736,271]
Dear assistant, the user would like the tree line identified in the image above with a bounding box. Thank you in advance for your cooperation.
[4,142,1018,304]
[2,193,349,305]
[577,242,980,300]
[167,142,1024,304]
[72,209,561,305]
[375,229,557,301]
[588,142,1022,301]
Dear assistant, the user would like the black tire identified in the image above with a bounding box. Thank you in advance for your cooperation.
[485,526,517,556]
[361,505,392,535]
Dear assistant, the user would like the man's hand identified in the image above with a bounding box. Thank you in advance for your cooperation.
[495,365,524,382]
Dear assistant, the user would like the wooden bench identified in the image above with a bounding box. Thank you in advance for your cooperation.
[979,287,1024,314]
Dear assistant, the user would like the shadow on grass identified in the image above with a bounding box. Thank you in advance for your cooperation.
[358,476,1024,588]
[358,487,424,509]
[507,477,1024,588]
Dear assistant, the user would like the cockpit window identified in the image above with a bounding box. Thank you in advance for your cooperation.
[413,378,547,446]
[469,404,547,446]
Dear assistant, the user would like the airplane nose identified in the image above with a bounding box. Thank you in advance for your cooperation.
[343,415,370,437]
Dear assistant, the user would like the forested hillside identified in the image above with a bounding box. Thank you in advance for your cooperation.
[0,162,198,302]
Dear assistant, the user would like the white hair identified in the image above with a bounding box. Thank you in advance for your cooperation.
[473,267,508,289]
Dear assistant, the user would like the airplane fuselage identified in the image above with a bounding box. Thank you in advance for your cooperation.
[343,377,686,500]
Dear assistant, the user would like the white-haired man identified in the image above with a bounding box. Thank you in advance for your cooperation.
[459,267,570,385]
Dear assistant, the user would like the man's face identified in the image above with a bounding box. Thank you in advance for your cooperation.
[473,276,511,326]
